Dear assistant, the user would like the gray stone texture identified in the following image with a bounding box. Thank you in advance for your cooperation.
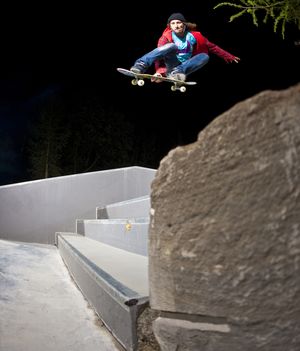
[149,84,300,350]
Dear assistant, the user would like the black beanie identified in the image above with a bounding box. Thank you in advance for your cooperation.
[167,13,187,24]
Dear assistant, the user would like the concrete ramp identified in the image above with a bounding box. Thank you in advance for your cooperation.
[0,239,123,351]
[57,233,149,351]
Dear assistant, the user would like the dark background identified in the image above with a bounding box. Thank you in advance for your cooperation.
[1,1,300,185]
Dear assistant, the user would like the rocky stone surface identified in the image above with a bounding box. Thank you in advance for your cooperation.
[137,305,161,351]
[149,84,300,350]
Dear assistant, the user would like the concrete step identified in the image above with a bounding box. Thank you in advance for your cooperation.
[97,195,150,219]
[76,219,149,256]
[56,233,149,351]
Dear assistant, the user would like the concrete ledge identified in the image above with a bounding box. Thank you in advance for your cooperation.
[57,233,149,351]
[97,195,150,219]
[76,219,149,256]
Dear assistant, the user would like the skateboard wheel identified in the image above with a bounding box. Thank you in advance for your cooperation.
[131,79,137,85]
[171,85,176,92]
[137,79,144,86]
[180,86,186,93]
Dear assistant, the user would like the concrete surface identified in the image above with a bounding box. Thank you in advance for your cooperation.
[0,239,124,351]
[76,219,149,256]
[0,166,156,245]
[57,234,148,351]
[96,195,150,219]
[58,234,149,297]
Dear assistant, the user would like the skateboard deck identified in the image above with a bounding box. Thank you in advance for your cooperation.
[117,68,196,93]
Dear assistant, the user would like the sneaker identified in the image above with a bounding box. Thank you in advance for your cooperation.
[168,71,186,82]
[130,62,148,74]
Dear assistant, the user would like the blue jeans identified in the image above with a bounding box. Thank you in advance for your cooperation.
[134,43,209,76]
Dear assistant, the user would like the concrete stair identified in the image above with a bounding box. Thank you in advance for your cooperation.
[96,195,150,219]
[76,218,149,256]
[56,196,151,351]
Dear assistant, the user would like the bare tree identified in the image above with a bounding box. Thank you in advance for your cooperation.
[27,100,69,179]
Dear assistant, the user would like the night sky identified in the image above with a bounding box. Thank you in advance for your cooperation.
[1,2,300,185]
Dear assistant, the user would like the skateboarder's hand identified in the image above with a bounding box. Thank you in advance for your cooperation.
[151,72,163,83]
[225,56,240,64]
[231,56,240,63]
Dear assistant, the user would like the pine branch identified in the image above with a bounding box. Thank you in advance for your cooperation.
[214,0,300,38]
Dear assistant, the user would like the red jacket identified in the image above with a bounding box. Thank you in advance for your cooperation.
[155,27,237,75]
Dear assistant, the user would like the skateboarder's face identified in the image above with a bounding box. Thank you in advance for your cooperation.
[169,20,185,37]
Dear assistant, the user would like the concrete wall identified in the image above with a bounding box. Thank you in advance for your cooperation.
[0,167,156,245]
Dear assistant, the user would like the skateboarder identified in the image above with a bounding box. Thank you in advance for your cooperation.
[130,12,240,82]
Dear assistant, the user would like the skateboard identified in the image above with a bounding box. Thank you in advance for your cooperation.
[117,68,197,93]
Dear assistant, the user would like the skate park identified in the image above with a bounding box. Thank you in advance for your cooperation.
[0,166,156,351]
